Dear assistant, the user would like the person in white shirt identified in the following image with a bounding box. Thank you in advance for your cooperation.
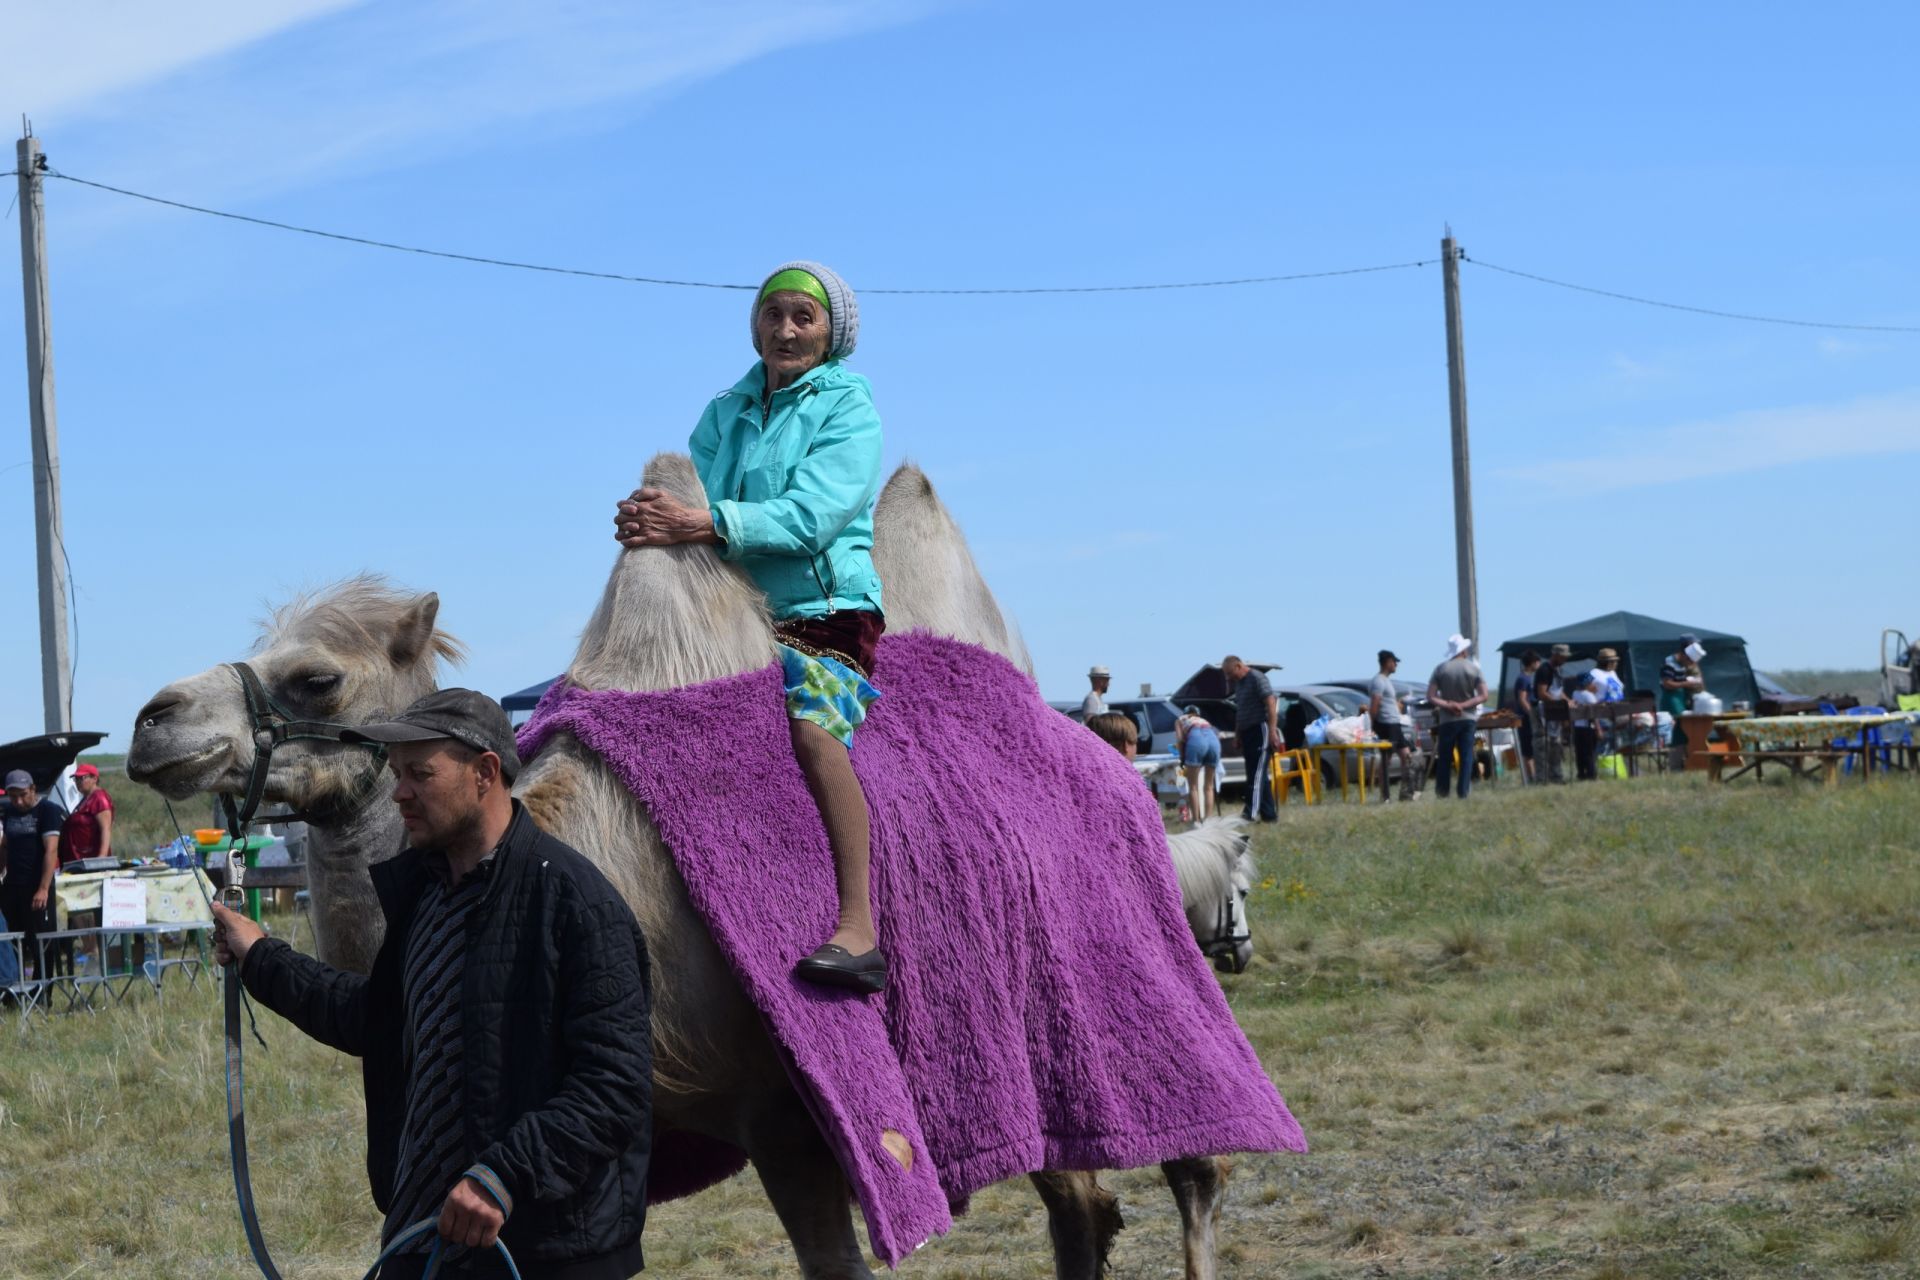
[1589,648,1627,702]
[1368,650,1420,802]
[1079,665,1111,719]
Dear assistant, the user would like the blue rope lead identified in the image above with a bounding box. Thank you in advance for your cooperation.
[367,1218,522,1280]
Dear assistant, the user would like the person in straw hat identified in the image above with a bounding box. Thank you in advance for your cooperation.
[1427,634,1489,800]
[1080,665,1112,718]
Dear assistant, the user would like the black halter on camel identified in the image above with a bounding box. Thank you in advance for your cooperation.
[220,660,391,839]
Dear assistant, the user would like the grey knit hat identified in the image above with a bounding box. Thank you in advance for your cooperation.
[752,260,859,360]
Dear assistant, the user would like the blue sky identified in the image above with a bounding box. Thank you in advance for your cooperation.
[5,0,1917,742]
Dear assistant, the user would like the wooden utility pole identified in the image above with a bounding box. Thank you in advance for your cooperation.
[17,131,72,732]
[1440,231,1479,651]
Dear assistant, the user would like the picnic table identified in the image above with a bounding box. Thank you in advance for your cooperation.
[1308,741,1393,803]
[30,869,219,1013]
[52,867,217,929]
[1710,713,1911,784]
[1678,710,1750,773]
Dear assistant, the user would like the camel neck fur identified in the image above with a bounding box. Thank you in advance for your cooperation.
[300,798,406,974]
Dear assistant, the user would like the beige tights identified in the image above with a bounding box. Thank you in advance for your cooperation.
[790,719,878,955]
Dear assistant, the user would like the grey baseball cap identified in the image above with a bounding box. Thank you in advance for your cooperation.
[342,688,521,781]
[3,769,32,790]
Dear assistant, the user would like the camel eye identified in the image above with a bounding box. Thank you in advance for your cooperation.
[300,673,342,695]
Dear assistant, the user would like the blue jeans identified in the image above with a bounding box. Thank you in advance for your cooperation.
[0,900,17,989]
[1182,727,1222,767]
[1434,720,1476,799]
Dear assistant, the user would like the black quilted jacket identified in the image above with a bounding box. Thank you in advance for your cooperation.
[241,802,652,1279]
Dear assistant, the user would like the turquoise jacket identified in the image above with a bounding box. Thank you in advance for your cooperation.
[691,359,884,622]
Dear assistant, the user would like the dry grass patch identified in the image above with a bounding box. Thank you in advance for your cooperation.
[3,775,1918,1277]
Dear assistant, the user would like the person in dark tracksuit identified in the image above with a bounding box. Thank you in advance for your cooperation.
[1223,656,1280,821]
[214,690,651,1279]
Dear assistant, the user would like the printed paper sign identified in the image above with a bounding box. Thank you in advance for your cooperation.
[102,877,148,929]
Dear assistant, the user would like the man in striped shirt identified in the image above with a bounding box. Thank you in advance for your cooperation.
[215,689,651,1279]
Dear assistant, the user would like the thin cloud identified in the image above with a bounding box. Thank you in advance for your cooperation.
[1610,353,1660,381]
[25,1,944,216]
[1499,390,1920,494]
[11,0,363,116]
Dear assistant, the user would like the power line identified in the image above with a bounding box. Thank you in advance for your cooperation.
[46,169,1433,294]
[49,170,760,291]
[864,261,1435,294]
[1465,255,1920,334]
[35,167,1920,326]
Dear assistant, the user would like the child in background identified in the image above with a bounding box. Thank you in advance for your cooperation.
[1085,711,1140,760]
[1571,671,1603,781]
[1086,711,1164,805]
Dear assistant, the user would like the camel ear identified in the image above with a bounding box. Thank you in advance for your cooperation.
[389,592,441,669]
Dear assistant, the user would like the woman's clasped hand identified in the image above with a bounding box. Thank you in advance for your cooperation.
[613,487,718,548]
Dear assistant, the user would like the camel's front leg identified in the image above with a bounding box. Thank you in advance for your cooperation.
[747,1099,875,1280]
[1162,1156,1231,1280]
[1029,1170,1124,1280]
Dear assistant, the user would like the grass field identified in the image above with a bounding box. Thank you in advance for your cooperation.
[3,772,1916,1278]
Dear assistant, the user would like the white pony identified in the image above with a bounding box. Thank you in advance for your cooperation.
[1168,818,1255,973]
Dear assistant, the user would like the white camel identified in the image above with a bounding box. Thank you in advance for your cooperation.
[128,457,1245,1280]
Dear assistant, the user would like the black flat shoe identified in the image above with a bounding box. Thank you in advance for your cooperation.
[795,943,889,994]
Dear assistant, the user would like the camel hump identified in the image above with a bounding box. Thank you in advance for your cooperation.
[876,462,941,524]
[640,452,709,508]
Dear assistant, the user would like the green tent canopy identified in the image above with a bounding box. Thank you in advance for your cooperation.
[1496,611,1757,710]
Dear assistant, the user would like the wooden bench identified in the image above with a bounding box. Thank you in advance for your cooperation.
[1708,748,1849,785]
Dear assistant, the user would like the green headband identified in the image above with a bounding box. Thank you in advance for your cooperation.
[758,268,831,315]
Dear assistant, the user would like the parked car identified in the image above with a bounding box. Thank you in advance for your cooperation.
[1278,684,1425,787]
[1884,628,1917,709]
[1047,696,1180,784]
[1048,696,1243,801]
[1105,696,1185,756]
[1168,662,1283,796]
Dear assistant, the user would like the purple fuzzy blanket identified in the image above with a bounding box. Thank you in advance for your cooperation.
[518,632,1304,1265]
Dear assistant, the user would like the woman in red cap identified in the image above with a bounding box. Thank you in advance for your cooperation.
[60,763,114,866]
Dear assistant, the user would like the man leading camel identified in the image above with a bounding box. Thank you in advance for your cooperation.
[213,690,652,1279]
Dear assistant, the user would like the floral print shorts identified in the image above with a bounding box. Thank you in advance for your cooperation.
[780,645,880,747]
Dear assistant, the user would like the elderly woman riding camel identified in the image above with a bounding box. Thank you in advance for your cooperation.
[614,260,888,994]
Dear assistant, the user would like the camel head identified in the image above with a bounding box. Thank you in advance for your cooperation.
[127,575,463,818]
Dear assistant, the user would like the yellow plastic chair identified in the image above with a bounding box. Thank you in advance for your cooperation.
[1271,748,1319,805]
